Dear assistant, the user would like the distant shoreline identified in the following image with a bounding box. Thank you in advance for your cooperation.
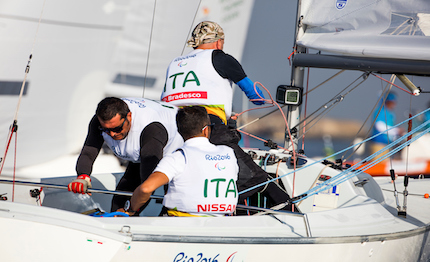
[238,114,368,141]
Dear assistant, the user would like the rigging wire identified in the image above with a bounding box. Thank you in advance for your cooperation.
[142,0,201,96]
[302,119,430,201]
[316,116,430,190]
[405,95,413,176]
[0,0,47,176]
[235,71,367,156]
[341,77,392,161]
[301,67,310,152]
[181,0,203,56]
[380,75,396,171]
[142,0,158,98]
[236,129,286,151]
[238,108,430,198]
[293,72,368,143]
[231,81,299,202]
[237,70,345,131]
[370,73,413,95]
[12,132,17,202]
[303,70,345,97]
[234,82,296,154]
[236,104,288,130]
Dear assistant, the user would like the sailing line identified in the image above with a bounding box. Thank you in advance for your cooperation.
[238,108,430,198]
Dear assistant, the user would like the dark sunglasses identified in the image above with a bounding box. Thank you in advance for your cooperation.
[99,118,127,133]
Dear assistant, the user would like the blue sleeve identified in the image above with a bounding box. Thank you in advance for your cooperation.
[237,77,265,105]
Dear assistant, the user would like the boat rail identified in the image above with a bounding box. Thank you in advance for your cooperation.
[0,179,312,236]
[237,204,311,237]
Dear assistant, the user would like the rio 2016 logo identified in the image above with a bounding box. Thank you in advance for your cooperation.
[173,252,238,262]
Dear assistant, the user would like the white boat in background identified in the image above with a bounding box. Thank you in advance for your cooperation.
[0,0,131,177]
[1,0,430,261]
[105,0,254,100]
[0,0,254,178]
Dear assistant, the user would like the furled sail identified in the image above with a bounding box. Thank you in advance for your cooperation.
[0,0,255,174]
[295,0,430,75]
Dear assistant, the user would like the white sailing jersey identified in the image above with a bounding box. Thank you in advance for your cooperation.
[102,98,184,163]
[161,49,233,120]
[156,137,239,216]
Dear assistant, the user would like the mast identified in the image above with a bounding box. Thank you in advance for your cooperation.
[286,0,305,152]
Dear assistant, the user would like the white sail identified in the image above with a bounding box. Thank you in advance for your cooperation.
[297,0,430,61]
[0,0,255,176]
[0,0,130,172]
[106,0,255,99]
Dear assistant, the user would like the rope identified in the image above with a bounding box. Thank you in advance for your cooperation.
[293,72,368,142]
[235,73,366,154]
[374,76,396,171]
[0,0,46,176]
[233,82,295,153]
[235,70,344,132]
[181,0,203,56]
[236,129,286,151]
[341,81,393,161]
[405,94,414,176]
[294,116,430,203]
[370,73,413,95]
[142,0,158,98]
[12,131,17,202]
[0,123,17,175]
[236,105,288,130]
[238,107,430,196]
[303,70,345,96]
[231,81,298,202]
[301,67,310,151]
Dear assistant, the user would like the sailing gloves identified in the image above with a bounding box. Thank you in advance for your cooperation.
[68,174,92,194]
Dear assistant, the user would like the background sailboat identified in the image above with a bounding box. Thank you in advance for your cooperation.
[105,0,254,100]
[0,0,132,177]
[0,0,255,178]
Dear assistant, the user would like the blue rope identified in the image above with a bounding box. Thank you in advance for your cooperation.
[263,154,270,171]
[89,211,130,217]
[294,118,430,203]
[238,107,430,196]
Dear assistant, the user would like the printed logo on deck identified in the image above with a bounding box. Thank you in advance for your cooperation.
[336,0,347,9]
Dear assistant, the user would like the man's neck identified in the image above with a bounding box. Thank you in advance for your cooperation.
[195,42,218,50]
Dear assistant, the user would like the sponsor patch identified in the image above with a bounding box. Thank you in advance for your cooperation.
[161,91,207,102]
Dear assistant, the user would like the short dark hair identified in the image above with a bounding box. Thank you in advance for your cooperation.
[96,97,130,121]
[176,106,210,140]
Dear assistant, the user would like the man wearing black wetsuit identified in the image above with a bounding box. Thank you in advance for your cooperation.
[68,97,183,213]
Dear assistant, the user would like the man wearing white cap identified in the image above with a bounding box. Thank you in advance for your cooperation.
[162,21,292,211]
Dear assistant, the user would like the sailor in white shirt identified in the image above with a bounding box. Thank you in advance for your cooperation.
[121,106,239,217]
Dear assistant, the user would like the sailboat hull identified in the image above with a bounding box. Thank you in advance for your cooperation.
[1,152,430,261]
[0,200,429,262]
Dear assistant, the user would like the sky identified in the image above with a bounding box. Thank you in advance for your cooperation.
[234,0,430,127]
